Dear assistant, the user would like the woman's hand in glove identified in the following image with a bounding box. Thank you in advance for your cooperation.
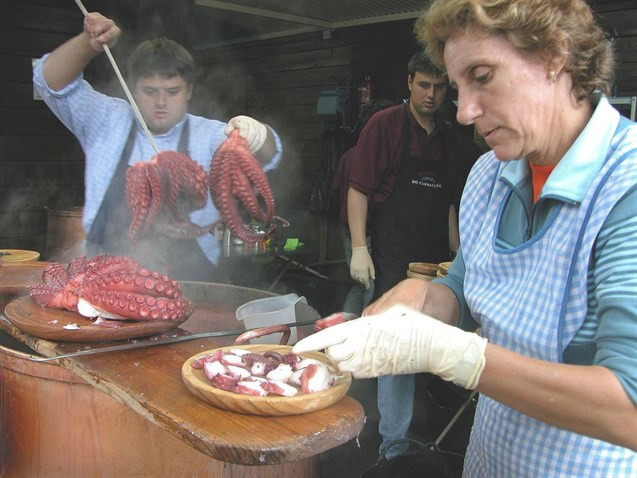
[350,246,375,289]
[225,116,267,153]
[293,304,487,390]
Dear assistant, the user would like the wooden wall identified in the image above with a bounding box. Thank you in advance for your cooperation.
[1,0,635,264]
[0,1,85,253]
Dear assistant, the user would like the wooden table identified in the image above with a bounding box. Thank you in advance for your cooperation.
[0,263,365,477]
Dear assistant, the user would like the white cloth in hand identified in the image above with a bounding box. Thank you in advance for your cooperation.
[350,246,375,289]
[293,305,487,389]
[224,115,267,153]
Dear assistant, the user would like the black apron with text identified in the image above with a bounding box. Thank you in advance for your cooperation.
[86,120,219,281]
[371,106,451,300]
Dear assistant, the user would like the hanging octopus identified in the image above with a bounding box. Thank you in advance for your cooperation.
[209,130,288,242]
[124,132,287,245]
[125,151,213,243]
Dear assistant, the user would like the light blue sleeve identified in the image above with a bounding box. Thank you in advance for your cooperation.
[592,185,637,405]
[431,248,478,332]
[263,126,283,172]
[32,54,129,147]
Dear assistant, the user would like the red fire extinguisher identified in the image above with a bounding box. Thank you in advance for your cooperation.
[358,75,373,110]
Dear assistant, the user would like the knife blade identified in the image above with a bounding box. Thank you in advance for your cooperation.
[27,312,358,362]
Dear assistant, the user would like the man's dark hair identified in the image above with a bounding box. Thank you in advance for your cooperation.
[408,50,446,79]
[127,38,195,86]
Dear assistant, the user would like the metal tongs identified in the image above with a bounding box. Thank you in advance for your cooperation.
[28,312,358,362]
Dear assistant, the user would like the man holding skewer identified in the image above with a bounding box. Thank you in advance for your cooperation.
[33,12,282,280]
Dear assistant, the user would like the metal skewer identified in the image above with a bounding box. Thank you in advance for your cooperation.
[73,0,160,154]
[26,312,359,362]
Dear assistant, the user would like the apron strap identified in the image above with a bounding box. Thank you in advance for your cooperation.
[85,124,138,249]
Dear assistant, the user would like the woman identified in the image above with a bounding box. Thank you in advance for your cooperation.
[294,0,637,475]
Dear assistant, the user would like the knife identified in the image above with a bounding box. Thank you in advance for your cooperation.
[27,312,358,362]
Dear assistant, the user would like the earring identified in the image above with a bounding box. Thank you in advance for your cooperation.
[549,69,557,82]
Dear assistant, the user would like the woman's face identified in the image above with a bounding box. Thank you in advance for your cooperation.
[444,31,557,163]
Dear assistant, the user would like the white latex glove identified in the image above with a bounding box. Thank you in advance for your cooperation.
[293,304,487,390]
[350,246,375,289]
[224,115,267,153]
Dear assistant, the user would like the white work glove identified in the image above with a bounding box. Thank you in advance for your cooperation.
[224,115,267,153]
[350,246,375,289]
[293,305,487,390]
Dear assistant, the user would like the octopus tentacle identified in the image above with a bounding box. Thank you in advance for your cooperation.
[231,139,275,222]
[81,269,181,300]
[230,165,270,223]
[142,163,165,238]
[79,290,188,321]
[41,262,70,289]
[126,163,155,242]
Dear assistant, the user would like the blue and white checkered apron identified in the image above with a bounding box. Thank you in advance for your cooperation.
[459,123,637,477]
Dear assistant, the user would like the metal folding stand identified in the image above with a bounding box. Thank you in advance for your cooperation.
[362,390,478,478]
[268,254,330,292]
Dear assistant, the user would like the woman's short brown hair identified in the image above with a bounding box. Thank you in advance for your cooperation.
[415,0,615,101]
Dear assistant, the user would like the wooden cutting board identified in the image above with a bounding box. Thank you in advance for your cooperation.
[4,296,192,342]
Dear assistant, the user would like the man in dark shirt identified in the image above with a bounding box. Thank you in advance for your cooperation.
[347,51,482,457]
[332,99,398,314]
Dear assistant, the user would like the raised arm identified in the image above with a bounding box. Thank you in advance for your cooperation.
[43,12,121,91]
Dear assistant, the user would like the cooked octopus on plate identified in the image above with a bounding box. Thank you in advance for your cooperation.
[30,254,189,324]
[190,347,341,397]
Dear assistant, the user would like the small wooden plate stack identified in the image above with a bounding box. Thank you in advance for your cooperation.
[437,261,452,278]
[406,262,439,281]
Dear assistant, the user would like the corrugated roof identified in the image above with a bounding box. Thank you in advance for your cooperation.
[191,0,636,49]
[193,0,428,48]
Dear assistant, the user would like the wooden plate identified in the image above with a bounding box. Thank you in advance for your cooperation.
[182,344,352,416]
[3,296,192,342]
[0,249,40,263]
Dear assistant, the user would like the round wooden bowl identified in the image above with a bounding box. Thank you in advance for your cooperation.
[408,262,439,277]
[0,250,40,263]
[181,344,352,416]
